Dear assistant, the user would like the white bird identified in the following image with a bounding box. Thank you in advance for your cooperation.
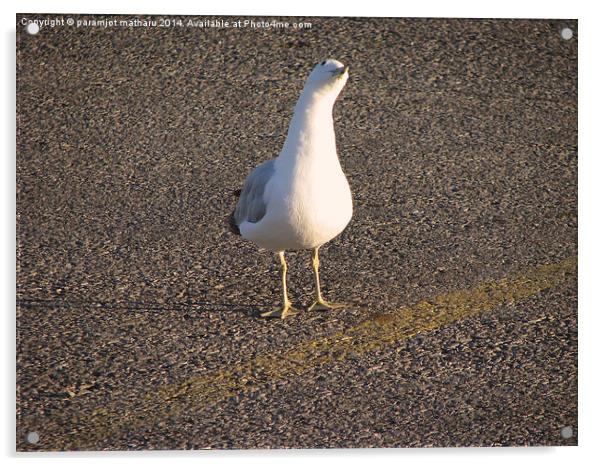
[230,59,352,319]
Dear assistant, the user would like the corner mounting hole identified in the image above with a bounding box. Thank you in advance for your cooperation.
[27,431,40,444]
[560,426,573,439]
[560,27,573,40]
[26,22,40,35]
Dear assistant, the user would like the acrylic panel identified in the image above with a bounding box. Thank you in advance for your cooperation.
[16,14,577,451]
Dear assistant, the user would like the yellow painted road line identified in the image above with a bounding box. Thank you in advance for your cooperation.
[52,256,576,450]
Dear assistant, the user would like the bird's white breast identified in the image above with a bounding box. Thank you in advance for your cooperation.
[264,156,352,251]
[240,155,352,252]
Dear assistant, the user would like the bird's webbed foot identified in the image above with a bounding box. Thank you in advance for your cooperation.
[260,302,301,319]
[308,299,347,312]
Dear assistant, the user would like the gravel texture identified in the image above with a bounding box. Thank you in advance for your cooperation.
[16,14,577,451]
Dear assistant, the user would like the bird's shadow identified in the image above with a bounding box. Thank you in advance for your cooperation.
[17,297,266,320]
[17,296,362,322]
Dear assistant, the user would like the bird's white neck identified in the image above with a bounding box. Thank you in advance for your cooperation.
[279,89,338,165]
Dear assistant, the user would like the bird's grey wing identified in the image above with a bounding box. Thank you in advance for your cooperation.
[233,159,275,227]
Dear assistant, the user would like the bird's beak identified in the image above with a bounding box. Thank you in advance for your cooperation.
[332,65,349,78]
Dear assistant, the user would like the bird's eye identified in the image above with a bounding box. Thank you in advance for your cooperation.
[321,61,326,66]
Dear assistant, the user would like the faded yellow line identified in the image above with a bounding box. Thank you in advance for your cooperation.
[53,256,576,450]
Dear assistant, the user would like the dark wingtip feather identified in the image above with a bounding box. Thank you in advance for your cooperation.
[228,211,241,236]
[228,188,242,235]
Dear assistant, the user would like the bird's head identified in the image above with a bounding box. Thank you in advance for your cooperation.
[303,59,349,99]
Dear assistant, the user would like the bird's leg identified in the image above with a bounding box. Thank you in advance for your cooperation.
[308,247,346,312]
[261,251,301,319]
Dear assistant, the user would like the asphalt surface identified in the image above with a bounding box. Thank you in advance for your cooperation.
[16,15,577,450]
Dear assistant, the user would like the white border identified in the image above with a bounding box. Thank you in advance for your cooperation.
[3,1,599,465]
[4,0,583,18]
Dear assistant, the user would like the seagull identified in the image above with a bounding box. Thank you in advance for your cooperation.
[229,59,352,319]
